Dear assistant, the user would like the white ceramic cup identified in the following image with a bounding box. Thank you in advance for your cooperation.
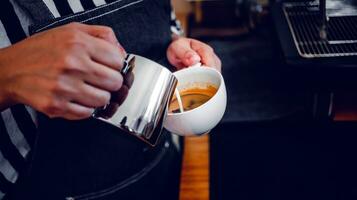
[164,65,227,136]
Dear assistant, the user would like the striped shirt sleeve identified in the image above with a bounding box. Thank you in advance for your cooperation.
[0,0,182,198]
[170,9,184,36]
[0,0,37,198]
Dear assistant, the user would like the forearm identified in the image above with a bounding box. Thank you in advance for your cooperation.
[0,48,16,111]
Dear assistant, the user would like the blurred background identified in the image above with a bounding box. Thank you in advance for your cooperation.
[173,1,357,200]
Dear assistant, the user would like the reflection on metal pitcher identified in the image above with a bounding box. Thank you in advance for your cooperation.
[93,54,177,146]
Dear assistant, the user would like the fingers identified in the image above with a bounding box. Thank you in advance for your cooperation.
[93,85,129,119]
[83,33,125,71]
[82,58,123,92]
[167,38,222,71]
[63,102,94,120]
[167,38,201,67]
[63,24,125,120]
[33,92,95,120]
[190,40,218,67]
[68,23,126,71]
[37,75,114,120]
[72,83,111,108]
[45,82,112,120]
[67,24,125,91]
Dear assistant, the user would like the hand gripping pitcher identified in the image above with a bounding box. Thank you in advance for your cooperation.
[92,54,177,146]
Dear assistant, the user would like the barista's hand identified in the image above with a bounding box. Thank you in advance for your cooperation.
[167,37,221,72]
[0,23,126,120]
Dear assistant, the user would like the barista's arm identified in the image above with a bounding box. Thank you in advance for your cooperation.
[0,23,125,119]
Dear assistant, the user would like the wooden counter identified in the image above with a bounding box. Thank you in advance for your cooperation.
[179,135,210,200]
[174,4,210,199]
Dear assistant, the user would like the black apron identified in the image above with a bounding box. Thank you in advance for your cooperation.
[10,0,181,199]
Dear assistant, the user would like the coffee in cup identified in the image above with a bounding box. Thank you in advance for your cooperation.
[164,65,227,136]
[169,85,218,114]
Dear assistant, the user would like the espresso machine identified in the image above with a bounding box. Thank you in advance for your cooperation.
[273,0,357,67]
[272,0,357,119]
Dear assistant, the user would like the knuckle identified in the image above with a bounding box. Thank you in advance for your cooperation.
[65,31,86,49]
[89,65,101,78]
[67,22,81,28]
[58,55,86,74]
[101,26,115,37]
[42,97,64,117]
[58,54,77,71]
[49,80,64,94]
[62,54,75,65]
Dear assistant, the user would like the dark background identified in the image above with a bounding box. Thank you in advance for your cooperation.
[187,1,357,200]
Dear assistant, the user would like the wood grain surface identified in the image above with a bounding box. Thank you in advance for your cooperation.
[179,135,210,200]
[174,5,210,200]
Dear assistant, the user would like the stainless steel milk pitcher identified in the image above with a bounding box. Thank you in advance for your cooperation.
[92,54,178,146]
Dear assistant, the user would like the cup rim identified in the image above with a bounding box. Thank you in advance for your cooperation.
[167,66,223,116]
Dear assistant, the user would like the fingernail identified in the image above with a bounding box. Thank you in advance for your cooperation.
[187,52,201,63]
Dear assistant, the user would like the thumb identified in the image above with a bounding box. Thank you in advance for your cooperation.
[182,50,201,66]
[168,39,201,67]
